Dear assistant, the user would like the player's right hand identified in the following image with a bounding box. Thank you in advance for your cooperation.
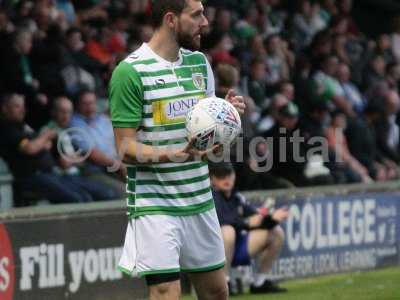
[177,138,222,161]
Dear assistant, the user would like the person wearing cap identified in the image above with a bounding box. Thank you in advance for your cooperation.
[262,102,307,186]
[209,162,288,295]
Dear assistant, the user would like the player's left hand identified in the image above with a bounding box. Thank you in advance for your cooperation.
[179,138,222,161]
[225,89,245,115]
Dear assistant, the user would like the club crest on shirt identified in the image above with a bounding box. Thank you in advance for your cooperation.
[192,73,205,90]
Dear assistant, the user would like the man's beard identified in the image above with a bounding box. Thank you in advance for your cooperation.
[176,25,200,51]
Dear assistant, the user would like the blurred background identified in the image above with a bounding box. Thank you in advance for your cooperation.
[1,0,400,208]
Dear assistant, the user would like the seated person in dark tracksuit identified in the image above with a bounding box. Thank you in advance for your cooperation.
[210,162,289,294]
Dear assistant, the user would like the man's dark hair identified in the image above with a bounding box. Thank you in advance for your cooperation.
[209,162,235,178]
[151,0,187,28]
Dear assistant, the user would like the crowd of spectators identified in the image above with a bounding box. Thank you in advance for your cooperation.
[1,0,400,207]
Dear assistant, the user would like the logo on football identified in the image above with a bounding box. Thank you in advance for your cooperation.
[185,97,241,151]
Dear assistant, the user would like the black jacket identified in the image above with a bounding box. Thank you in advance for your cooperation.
[213,189,257,231]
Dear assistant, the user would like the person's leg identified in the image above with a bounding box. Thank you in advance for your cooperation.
[221,225,236,279]
[147,276,181,300]
[126,215,182,299]
[19,172,88,203]
[65,175,119,201]
[247,226,286,293]
[62,175,93,203]
[247,226,285,273]
[85,172,125,198]
[180,209,227,299]
[188,268,228,300]
[118,220,181,299]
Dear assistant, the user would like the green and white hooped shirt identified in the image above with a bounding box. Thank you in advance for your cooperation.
[109,43,215,218]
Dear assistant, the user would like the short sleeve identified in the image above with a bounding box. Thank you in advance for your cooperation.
[109,61,144,128]
[205,56,215,97]
[4,127,27,151]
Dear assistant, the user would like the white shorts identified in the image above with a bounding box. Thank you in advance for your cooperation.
[118,208,225,277]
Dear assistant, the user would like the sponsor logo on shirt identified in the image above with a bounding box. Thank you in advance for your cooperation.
[153,94,206,125]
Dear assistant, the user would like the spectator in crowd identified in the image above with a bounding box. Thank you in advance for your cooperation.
[216,63,257,139]
[85,25,114,66]
[264,34,291,88]
[320,0,338,23]
[375,34,396,65]
[375,90,400,164]
[215,64,241,99]
[292,0,326,52]
[336,0,359,36]
[329,15,350,37]
[326,110,372,183]
[300,100,329,142]
[238,34,267,76]
[261,0,287,37]
[257,93,289,134]
[265,35,294,86]
[206,30,237,66]
[336,62,366,114]
[56,0,77,24]
[299,101,346,183]
[210,163,288,294]
[1,0,400,209]
[42,96,120,201]
[278,81,295,102]
[262,102,305,185]
[385,63,400,91]
[293,54,312,111]
[31,24,66,99]
[214,7,232,35]
[0,94,100,205]
[363,54,386,91]
[311,54,355,116]
[246,58,268,106]
[63,27,102,96]
[345,103,393,181]
[264,102,333,186]
[107,12,129,55]
[70,89,126,196]
[0,29,49,129]
[234,5,258,43]
[138,23,154,44]
[308,30,333,65]
[332,33,351,65]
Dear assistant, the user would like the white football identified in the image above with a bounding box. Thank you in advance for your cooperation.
[185,97,241,151]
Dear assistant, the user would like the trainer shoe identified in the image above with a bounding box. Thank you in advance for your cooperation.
[250,280,287,294]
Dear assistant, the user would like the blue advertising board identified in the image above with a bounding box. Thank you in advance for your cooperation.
[269,193,400,279]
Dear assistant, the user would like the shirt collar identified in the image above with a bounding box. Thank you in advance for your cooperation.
[143,42,183,67]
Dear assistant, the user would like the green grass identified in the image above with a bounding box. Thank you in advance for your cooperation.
[183,267,400,300]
